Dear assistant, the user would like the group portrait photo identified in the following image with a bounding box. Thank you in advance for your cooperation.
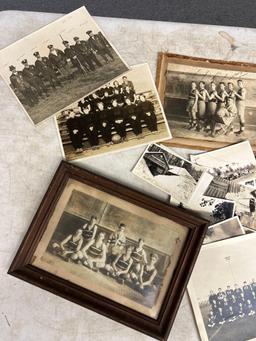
[188,234,256,341]
[0,7,128,124]
[56,64,171,161]
[157,53,256,150]
[32,179,188,319]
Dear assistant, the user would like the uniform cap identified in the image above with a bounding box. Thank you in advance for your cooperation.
[73,36,79,41]
[33,51,40,57]
[47,44,53,49]
[86,30,92,35]
[21,59,28,64]
[62,40,69,45]
[9,65,16,71]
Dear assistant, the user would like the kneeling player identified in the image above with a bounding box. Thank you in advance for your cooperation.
[138,253,158,293]
[105,245,133,283]
[52,229,83,261]
[82,232,107,270]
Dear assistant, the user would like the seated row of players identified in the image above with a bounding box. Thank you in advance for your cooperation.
[9,30,114,107]
[207,282,256,328]
[52,216,159,292]
[63,78,158,153]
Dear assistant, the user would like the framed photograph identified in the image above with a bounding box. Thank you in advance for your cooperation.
[188,233,256,341]
[156,52,256,151]
[8,161,208,341]
[132,143,206,204]
[56,63,171,161]
[203,216,245,245]
[0,6,128,125]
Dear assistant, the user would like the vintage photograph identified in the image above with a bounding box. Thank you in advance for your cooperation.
[56,64,171,161]
[171,195,235,226]
[132,143,205,203]
[190,141,256,181]
[0,7,129,124]
[203,216,245,244]
[157,53,256,150]
[32,178,188,319]
[188,234,256,341]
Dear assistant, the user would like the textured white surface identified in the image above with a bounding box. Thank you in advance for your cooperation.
[1,10,256,341]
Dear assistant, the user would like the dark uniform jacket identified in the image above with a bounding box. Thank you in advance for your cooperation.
[10,72,30,91]
[48,49,67,68]
[35,57,55,76]
[87,34,107,52]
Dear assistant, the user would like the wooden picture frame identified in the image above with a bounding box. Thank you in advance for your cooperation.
[156,52,256,151]
[8,161,208,340]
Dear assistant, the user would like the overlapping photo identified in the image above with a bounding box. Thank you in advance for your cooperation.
[0,7,129,124]
[56,64,171,161]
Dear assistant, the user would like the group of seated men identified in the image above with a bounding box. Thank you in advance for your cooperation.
[52,215,160,293]
[9,30,114,107]
[62,76,158,153]
[207,281,256,328]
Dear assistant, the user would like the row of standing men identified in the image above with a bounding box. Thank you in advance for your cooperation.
[9,30,115,107]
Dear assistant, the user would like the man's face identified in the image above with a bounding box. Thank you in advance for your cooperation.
[238,81,243,88]
[138,240,144,248]
[112,100,117,107]
[119,225,125,233]
[140,96,145,102]
[65,43,70,48]
[97,103,104,111]
[125,99,131,105]
[228,83,233,90]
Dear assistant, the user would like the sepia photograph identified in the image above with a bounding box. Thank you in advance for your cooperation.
[56,64,171,161]
[157,53,256,150]
[133,143,205,203]
[188,234,256,341]
[0,6,129,124]
[203,216,245,244]
[32,177,188,319]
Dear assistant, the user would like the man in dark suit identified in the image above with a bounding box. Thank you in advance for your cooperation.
[137,95,158,132]
[80,105,99,148]
[9,65,38,106]
[66,109,83,153]
[33,52,60,89]
[47,44,71,79]
[97,101,113,144]
[124,98,142,136]
[111,98,127,139]
[62,40,87,74]
[121,76,134,91]
[86,30,114,63]
[21,59,49,98]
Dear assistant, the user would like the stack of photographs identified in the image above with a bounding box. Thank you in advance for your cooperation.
[132,140,256,341]
[0,6,171,160]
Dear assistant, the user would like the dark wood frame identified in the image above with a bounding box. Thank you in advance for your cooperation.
[8,161,208,341]
[156,52,256,151]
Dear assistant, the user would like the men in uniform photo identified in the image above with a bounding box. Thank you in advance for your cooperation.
[82,232,107,270]
[86,30,114,63]
[9,65,38,107]
[21,59,49,98]
[33,51,60,90]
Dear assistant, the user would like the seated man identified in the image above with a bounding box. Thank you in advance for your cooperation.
[137,95,158,132]
[82,232,107,270]
[138,253,158,292]
[129,239,147,281]
[107,223,127,264]
[211,97,237,137]
[105,245,133,283]
[82,215,98,245]
[52,229,83,260]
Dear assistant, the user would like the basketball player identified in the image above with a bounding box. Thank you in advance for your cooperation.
[82,232,107,270]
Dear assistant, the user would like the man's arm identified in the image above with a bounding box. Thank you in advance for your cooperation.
[142,269,157,287]
[82,239,94,253]
[60,235,72,250]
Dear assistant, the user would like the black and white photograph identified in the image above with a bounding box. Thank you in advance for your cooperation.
[188,234,256,341]
[0,6,129,124]
[203,216,245,244]
[32,178,188,319]
[190,141,256,181]
[157,53,256,150]
[171,195,235,226]
[132,143,205,203]
[56,64,171,161]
